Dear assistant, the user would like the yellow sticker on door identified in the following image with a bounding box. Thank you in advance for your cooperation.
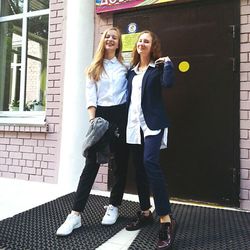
[178,61,190,72]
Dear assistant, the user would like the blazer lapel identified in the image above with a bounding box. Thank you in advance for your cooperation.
[128,70,136,102]
[141,67,153,98]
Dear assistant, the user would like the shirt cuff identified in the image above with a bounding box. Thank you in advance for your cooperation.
[86,103,97,109]
[164,56,171,62]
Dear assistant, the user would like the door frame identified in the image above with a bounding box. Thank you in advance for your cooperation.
[111,0,240,207]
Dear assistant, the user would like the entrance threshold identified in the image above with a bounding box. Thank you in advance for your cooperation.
[170,198,250,212]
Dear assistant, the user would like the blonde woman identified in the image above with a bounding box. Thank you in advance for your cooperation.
[56,27,129,236]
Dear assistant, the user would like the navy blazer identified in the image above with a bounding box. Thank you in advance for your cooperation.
[127,61,174,130]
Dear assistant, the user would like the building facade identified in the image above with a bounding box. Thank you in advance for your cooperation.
[0,0,250,210]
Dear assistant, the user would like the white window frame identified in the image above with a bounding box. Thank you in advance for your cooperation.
[0,0,49,125]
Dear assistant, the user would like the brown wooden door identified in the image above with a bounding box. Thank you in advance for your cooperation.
[114,0,240,206]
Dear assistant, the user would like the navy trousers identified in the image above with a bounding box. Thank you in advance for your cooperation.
[130,144,151,211]
[133,130,171,216]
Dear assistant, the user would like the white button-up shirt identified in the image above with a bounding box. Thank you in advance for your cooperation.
[126,62,168,149]
[85,57,127,108]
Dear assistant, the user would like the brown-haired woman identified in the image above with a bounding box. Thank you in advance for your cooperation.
[125,30,177,249]
[56,27,129,236]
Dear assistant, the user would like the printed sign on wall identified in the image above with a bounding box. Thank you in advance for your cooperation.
[96,0,175,14]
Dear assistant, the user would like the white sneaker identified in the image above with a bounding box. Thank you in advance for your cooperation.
[101,205,119,225]
[56,213,82,236]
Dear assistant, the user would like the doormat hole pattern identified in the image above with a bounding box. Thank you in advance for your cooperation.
[0,193,140,250]
[129,203,250,250]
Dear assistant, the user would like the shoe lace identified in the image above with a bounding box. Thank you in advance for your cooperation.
[159,230,166,240]
[65,214,79,225]
[104,205,113,216]
[159,225,170,240]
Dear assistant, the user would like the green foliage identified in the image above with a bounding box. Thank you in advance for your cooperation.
[10,99,19,107]
[26,99,43,111]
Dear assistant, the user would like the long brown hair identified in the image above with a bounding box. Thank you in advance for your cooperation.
[131,30,162,67]
[86,27,123,81]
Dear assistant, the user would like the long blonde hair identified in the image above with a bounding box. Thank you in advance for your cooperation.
[131,30,162,67]
[86,27,123,81]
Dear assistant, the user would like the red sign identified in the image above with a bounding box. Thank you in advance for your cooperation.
[96,0,174,14]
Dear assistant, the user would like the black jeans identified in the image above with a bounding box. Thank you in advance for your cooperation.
[73,104,129,212]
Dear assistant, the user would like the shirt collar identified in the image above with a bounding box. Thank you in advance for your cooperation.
[149,61,156,68]
[104,56,118,64]
[132,61,156,73]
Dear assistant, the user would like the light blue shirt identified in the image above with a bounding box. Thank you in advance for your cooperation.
[85,57,127,108]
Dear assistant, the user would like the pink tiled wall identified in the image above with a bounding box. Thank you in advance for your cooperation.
[0,0,65,183]
[240,0,250,210]
[94,13,113,51]
[93,165,109,191]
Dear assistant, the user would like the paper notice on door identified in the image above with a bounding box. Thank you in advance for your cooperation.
[122,33,140,52]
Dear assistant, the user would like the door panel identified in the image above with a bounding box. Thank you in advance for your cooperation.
[114,0,239,206]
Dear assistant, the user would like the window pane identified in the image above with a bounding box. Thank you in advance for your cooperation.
[0,20,22,111]
[0,0,24,17]
[28,0,49,12]
[26,15,48,111]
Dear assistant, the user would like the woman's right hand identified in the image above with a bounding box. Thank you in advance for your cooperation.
[89,118,95,124]
[87,106,96,124]
[155,56,171,65]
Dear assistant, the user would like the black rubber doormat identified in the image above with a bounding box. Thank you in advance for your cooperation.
[0,192,140,250]
[129,203,250,250]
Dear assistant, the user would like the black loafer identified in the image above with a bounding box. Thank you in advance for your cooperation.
[126,211,154,231]
[156,217,177,250]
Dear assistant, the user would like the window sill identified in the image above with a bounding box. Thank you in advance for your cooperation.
[0,111,48,132]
